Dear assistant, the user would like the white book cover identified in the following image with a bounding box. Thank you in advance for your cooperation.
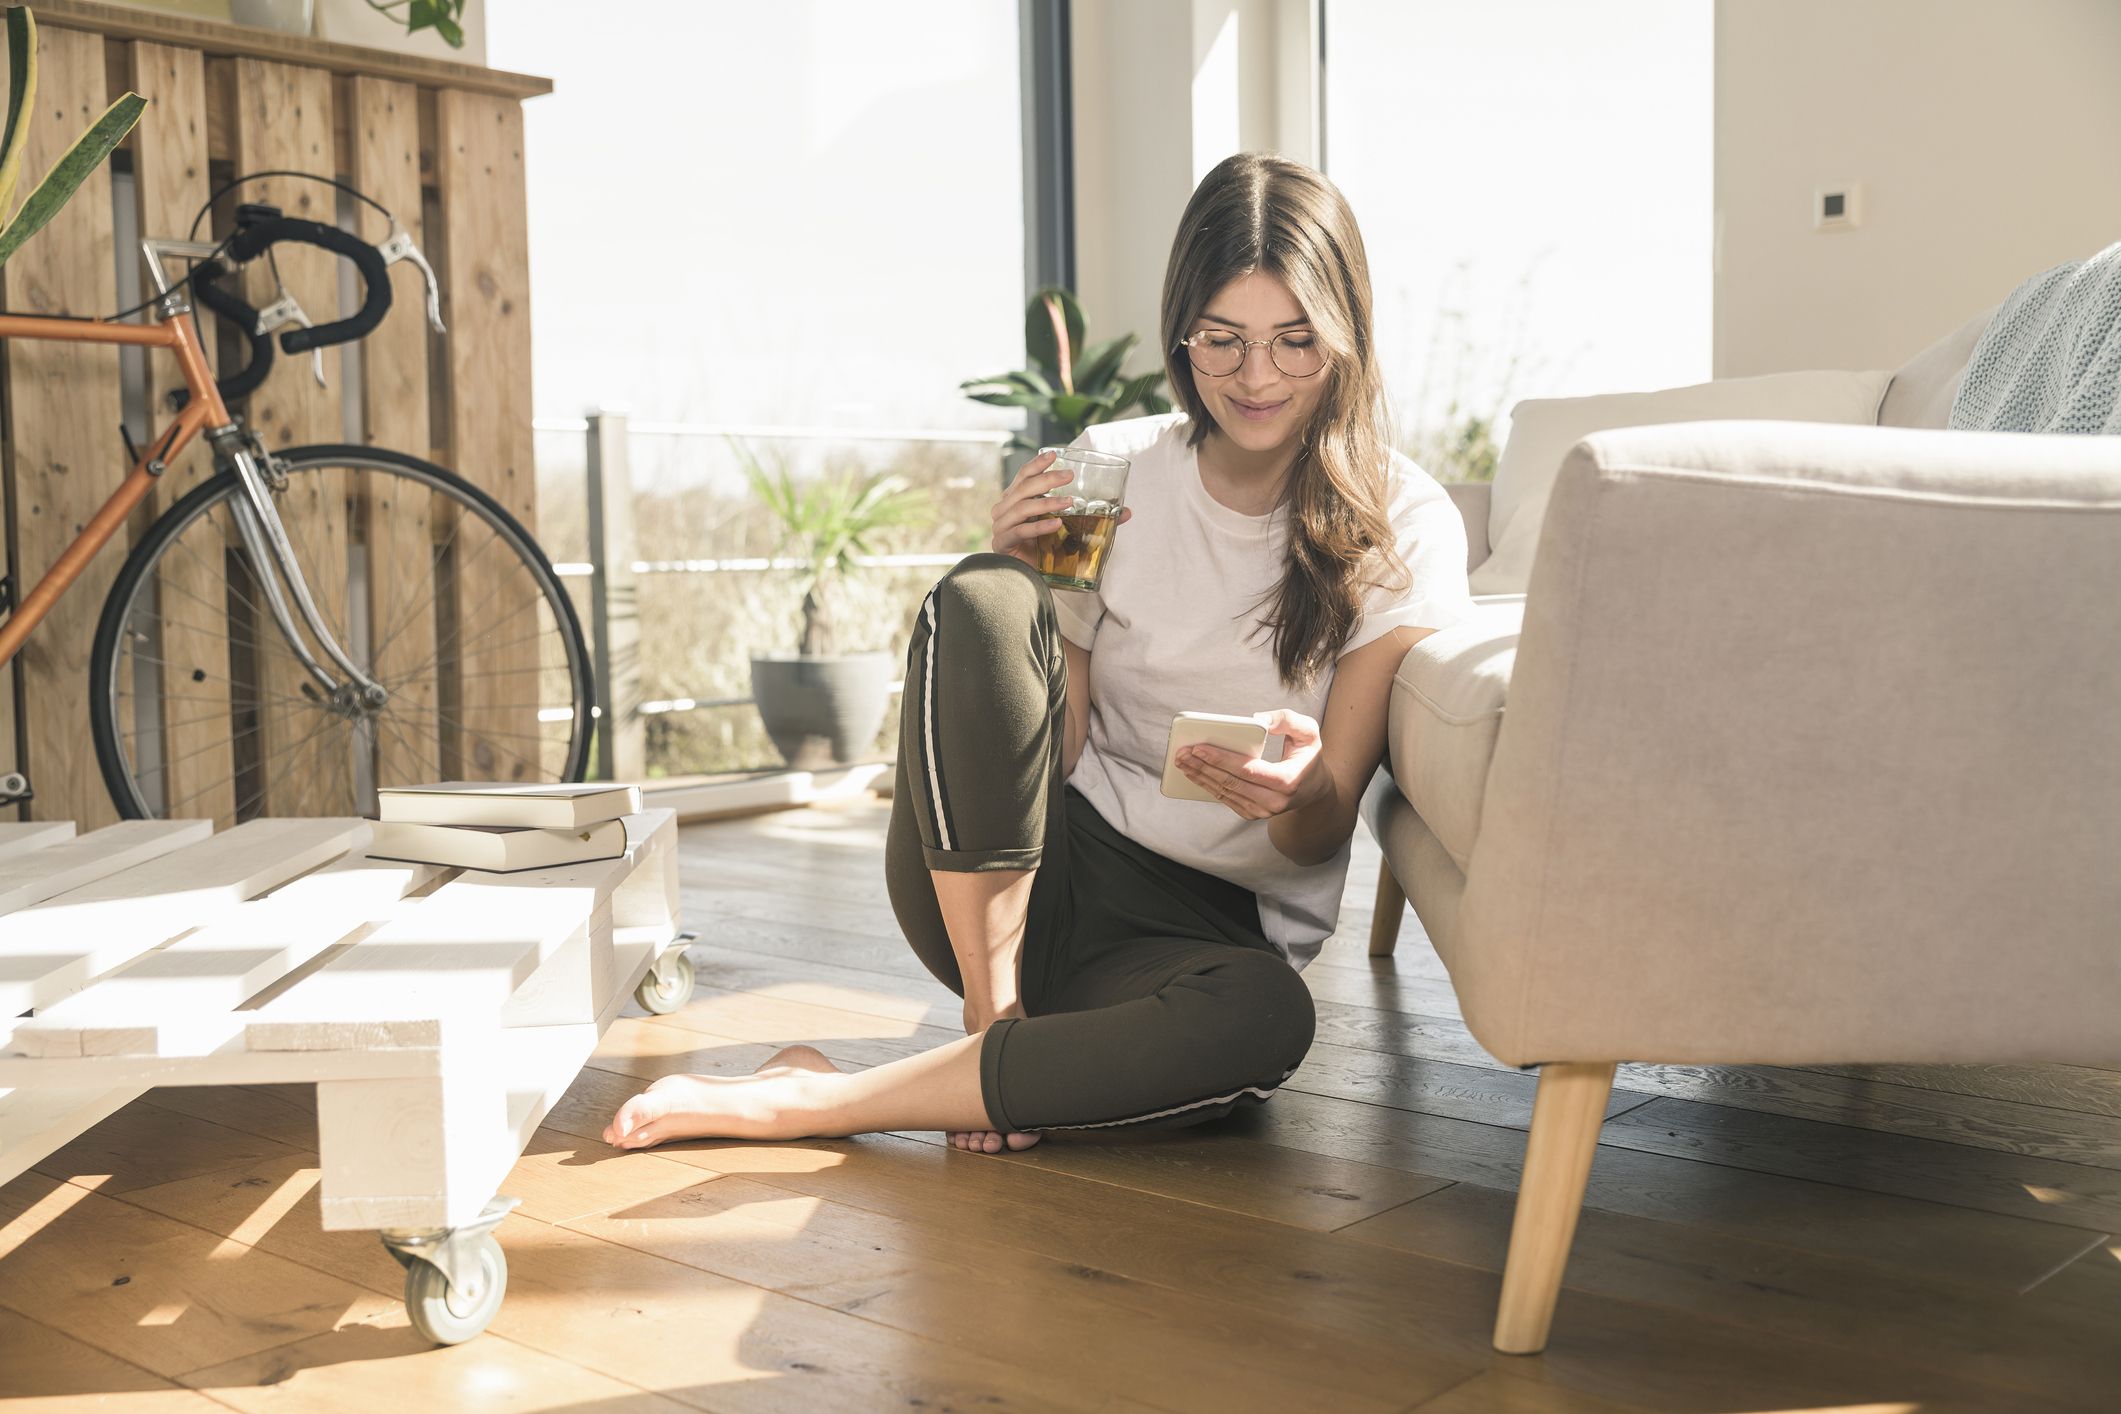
[376,780,644,828]
[368,818,630,873]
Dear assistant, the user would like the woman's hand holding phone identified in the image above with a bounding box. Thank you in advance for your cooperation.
[990,448,1134,569]
[1175,708,1330,820]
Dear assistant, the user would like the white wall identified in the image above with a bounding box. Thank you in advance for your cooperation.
[1715,0,2121,376]
[1070,0,1319,370]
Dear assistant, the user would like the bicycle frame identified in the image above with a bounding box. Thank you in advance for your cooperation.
[0,239,387,709]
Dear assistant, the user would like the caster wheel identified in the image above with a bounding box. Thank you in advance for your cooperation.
[634,953,695,1015]
[403,1232,507,1345]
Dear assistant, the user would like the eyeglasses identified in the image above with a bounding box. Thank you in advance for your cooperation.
[1175,328,1326,379]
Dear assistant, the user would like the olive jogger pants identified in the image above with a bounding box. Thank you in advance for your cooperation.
[884,553,1316,1135]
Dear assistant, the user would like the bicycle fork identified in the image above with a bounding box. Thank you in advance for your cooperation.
[212,427,390,715]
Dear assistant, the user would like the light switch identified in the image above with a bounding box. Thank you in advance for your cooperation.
[1814,183,1862,232]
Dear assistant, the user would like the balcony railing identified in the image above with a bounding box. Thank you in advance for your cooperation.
[550,410,1013,779]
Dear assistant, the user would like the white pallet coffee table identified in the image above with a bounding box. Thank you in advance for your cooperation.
[0,808,694,1344]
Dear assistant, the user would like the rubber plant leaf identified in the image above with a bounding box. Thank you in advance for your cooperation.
[0,90,146,267]
[1023,285,1084,388]
[0,5,38,225]
[1073,333,1134,396]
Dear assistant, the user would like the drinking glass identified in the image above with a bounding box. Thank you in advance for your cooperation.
[1030,446,1129,592]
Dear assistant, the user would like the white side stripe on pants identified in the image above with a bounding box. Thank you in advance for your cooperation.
[1037,1067,1297,1131]
[921,594,954,851]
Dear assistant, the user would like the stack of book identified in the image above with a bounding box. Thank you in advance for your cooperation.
[368,782,644,872]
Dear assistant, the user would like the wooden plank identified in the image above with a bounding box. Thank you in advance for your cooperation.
[434,88,547,783]
[1600,1095,2121,1234]
[0,821,76,862]
[246,811,670,1050]
[577,1146,2077,1414]
[34,0,554,101]
[0,24,124,832]
[0,1307,229,1409]
[0,1180,402,1379]
[0,1084,141,1188]
[1347,1179,2121,1410]
[0,818,211,918]
[9,853,440,1057]
[229,57,349,819]
[346,75,440,789]
[130,39,238,828]
[1234,1086,2103,1296]
[0,816,366,1014]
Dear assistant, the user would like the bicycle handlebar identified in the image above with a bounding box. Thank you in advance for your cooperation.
[189,259,275,402]
[181,213,395,408]
[225,216,393,354]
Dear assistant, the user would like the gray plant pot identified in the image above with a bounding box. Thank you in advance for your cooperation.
[749,652,894,770]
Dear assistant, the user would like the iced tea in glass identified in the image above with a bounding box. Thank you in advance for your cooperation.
[1032,446,1129,592]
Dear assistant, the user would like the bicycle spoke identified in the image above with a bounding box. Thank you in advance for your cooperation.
[383,704,555,779]
[163,712,344,815]
[100,452,589,820]
[380,622,555,692]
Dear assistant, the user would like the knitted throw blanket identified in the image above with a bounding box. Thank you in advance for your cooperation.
[1949,239,2121,433]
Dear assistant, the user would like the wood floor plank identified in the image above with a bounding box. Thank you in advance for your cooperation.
[0,1307,227,1410]
[1609,1061,2121,1169]
[489,1210,1166,1414]
[178,1298,691,1412]
[1602,1096,2121,1232]
[1344,1179,2121,1409]
[1800,1060,2121,1120]
[0,1174,399,1380]
[1225,1088,2107,1293]
[112,1141,1153,1414]
[561,1173,1478,1413]
[1405,1371,1653,1414]
[621,1131,2086,1414]
[28,1094,311,1195]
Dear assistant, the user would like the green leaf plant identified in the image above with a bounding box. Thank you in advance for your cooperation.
[0,7,147,268]
[736,441,933,658]
[365,0,467,49]
[961,286,1173,455]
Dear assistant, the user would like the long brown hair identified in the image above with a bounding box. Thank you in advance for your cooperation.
[1161,152,1408,691]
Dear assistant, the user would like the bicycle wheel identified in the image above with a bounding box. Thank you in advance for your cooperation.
[92,444,595,826]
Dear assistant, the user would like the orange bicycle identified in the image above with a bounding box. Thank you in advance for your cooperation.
[0,182,594,826]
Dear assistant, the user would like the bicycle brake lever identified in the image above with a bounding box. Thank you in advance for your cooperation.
[253,293,329,388]
[378,227,447,334]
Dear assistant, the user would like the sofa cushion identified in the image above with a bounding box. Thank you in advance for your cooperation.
[1877,306,1993,429]
[1469,368,1894,595]
[1388,595,1523,869]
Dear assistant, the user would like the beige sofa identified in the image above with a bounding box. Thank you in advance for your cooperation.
[1361,318,2121,1353]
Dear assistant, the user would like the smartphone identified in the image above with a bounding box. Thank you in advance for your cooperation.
[1161,711,1272,802]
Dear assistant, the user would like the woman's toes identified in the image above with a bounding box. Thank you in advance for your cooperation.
[1003,1131,1042,1151]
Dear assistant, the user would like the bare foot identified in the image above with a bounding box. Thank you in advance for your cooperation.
[602,1044,839,1150]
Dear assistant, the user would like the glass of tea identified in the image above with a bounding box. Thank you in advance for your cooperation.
[1032,446,1129,592]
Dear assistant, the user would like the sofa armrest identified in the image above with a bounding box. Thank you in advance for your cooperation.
[1454,421,2121,1068]
[1444,480,1492,574]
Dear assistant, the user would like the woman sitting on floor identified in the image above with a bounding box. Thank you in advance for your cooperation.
[603,152,1474,1153]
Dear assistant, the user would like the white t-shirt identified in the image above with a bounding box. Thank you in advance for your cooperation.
[1052,412,1474,969]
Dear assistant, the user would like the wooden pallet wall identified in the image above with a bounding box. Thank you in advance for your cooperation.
[0,0,551,829]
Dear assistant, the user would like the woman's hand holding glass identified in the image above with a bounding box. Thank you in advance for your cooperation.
[990,449,1133,568]
[1176,709,1331,820]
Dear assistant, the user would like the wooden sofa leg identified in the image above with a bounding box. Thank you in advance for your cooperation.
[1368,865,1406,956]
[1493,1061,1616,1355]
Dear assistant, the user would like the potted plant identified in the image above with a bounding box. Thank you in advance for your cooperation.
[962,286,1172,460]
[741,445,931,770]
[1,7,146,268]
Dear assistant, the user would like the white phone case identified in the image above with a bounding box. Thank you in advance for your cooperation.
[1160,711,1271,802]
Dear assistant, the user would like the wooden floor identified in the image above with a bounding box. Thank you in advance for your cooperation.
[4,794,2117,1413]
